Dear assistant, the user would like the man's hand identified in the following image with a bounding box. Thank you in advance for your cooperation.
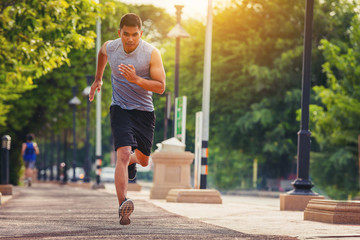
[89,79,103,102]
[119,64,139,84]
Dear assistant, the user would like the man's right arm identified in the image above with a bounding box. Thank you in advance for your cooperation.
[89,41,111,102]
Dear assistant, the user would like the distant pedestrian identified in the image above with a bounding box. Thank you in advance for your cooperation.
[89,13,165,225]
[21,133,40,187]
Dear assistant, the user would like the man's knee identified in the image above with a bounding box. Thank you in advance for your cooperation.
[116,147,131,164]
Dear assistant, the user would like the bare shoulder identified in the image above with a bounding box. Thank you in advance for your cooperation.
[151,47,161,55]
[150,48,163,63]
[104,40,112,46]
[101,40,112,55]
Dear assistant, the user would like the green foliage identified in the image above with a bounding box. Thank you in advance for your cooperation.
[0,0,99,126]
[2,0,359,195]
[128,4,175,44]
[210,146,254,189]
[309,14,360,199]
[0,1,174,184]
[176,0,298,188]
[170,0,358,191]
[0,0,101,184]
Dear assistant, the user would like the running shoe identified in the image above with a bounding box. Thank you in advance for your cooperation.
[118,198,134,225]
[128,163,137,180]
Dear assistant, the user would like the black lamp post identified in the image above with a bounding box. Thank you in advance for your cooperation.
[42,133,48,181]
[288,0,317,196]
[160,92,172,140]
[36,147,41,181]
[168,5,190,135]
[49,130,54,181]
[56,134,61,181]
[62,129,68,184]
[82,76,92,183]
[1,135,11,185]
[50,116,59,182]
[168,5,190,99]
[68,86,81,182]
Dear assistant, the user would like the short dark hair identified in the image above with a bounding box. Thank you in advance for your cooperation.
[119,13,142,30]
[26,133,35,141]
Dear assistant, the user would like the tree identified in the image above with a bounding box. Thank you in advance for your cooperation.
[0,0,103,184]
[0,1,175,184]
[309,13,360,199]
[0,0,99,126]
[175,0,358,190]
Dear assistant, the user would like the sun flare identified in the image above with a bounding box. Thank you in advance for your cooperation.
[119,0,229,20]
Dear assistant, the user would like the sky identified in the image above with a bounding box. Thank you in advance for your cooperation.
[120,0,218,20]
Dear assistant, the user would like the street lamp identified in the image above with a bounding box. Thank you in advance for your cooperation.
[288,0,317,196]
[50,116,60,182]
[49,129,55,181]
[168,5,190,138]
[82,76,92,183]
[159,92,172,140]
[164,92,171,140]
[56,134,61,181]
[168,5,190,99]
[36,135,41,181]
[42,131,48,181]
[62,129,69,184]
[68,86,81,182]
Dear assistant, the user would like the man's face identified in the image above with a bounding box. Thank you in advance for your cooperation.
[118,25,143,53]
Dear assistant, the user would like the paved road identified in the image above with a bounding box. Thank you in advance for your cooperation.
[0,184,296,240]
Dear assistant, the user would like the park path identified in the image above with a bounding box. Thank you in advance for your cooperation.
[0,183,296,240]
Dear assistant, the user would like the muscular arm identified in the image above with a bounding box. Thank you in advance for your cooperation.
[118,48,166,94]
[89,41,110,102]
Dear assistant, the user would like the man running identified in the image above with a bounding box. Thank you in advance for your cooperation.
[21,133,40,187]
[89,13,165,225]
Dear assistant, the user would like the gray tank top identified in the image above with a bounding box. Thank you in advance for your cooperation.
[107,38,155,111]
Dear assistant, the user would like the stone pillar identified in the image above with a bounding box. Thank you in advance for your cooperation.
[150,138,194,199]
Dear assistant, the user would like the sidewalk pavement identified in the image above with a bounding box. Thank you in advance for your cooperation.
[0,183,294,240]
[1,182,360,240]
[110,181,360,240]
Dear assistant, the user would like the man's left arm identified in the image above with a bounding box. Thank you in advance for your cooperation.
[118,48,166,94]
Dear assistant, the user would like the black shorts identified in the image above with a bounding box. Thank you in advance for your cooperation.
[110,105,155,156]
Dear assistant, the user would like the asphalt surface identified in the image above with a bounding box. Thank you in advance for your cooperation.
[0,183,296,240]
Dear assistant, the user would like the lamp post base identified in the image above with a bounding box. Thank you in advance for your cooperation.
[287,178,317,196]
[280,193,325,211]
